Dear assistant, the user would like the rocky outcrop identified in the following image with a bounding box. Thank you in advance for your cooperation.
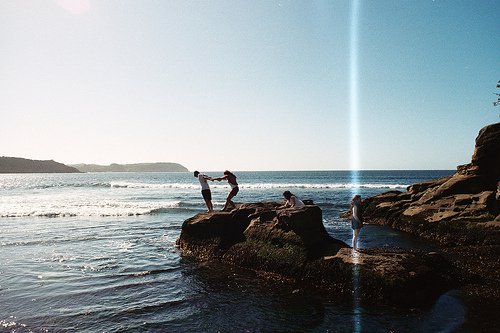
[362,122,500,246]
[0,156,81,173]
[177,203,454,305]
[361,122,500,303]
[466,122,500,179]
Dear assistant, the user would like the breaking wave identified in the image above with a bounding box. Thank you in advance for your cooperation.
[240,183,407,190]
[0,200,203,218]
[1,180,408,191]
[111,182,408,190]
[101,182,407,190]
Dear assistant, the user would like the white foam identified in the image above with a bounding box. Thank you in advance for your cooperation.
[107,181,407,190]
[109,181,197,189]
[0,178,408,191]
[0,198,182,218]
[239,183,407,190]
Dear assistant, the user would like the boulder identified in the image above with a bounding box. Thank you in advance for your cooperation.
[470,122,500,179]
[304,248,452,305]
[177,203,453,305]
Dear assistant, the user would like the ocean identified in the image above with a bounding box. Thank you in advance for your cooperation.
[1,170,473,332]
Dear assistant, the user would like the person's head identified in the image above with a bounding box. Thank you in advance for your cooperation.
[352,194,361,204]
[194,171,200,178]
[224,170,235,177]
[283,191,292,200]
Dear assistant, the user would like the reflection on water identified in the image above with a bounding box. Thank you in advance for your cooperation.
[351,251,362,333]
[177,259,468,333]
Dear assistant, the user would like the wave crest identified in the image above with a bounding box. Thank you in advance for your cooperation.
[0,201,190,218]
[1,180,407,191]
[107,182,407,190]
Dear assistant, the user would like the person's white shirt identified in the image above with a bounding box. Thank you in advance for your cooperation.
[288,196,305,208]
[198,174,210,190]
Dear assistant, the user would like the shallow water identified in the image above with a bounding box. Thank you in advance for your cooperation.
[0,170,478,332]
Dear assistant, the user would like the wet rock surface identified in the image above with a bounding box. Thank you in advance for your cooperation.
[177,203,454,305]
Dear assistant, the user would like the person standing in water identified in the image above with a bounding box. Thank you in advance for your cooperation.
[350,194,363,251]
[194,171,214,213]
[214,170,239,211]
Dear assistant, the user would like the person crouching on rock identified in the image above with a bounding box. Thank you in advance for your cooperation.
[350,194,363,251]
[214,170,239,212]
[194,171,214,213]
[279,191,305,208]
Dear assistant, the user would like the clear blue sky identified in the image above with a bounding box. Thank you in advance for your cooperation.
[1,0,498,171]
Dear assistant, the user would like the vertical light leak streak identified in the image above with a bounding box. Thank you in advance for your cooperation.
[351,252,362,333]
[350,1,362,333]
[350,0,360,197]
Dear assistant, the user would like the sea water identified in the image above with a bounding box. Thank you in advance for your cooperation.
[0,171,471,332]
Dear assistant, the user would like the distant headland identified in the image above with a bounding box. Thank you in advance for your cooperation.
[0,156,81,173]
[70,162,189,173]
[0,156,189,173]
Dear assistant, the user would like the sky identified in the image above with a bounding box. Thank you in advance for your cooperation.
[1,0,498,171]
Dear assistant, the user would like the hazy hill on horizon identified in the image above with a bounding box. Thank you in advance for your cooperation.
[0,156,81,173]
[71,162,189,173]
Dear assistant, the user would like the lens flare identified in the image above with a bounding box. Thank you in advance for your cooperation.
[350,1,362,332]
[350,0,360,198]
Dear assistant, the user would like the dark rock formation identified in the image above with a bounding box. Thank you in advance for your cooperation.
[361,122,500,303]
[0,156,81,173]
[466,122,500,180]
[71,162,189,173]
[362,122,500,246]
[177,203,453,305]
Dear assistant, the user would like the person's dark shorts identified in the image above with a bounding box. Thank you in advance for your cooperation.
[202,189,212,200]
[229,186,239,197]
[351,218,363,230]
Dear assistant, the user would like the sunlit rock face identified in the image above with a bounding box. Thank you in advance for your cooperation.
[362,122,500,246]
[177,203,453,305]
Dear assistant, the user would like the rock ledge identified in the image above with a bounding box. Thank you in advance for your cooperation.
[361,122,500,303]
[177,202,453,305]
